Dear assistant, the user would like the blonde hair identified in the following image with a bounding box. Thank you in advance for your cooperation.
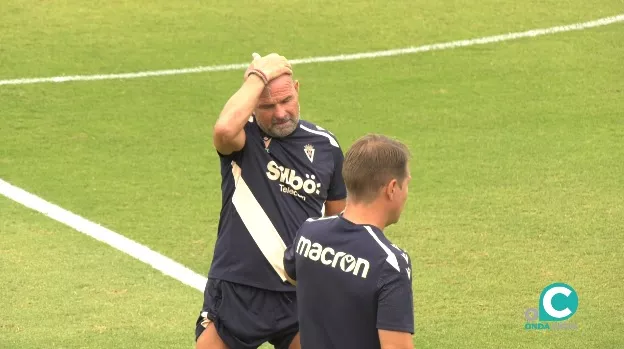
[342,134,411,203]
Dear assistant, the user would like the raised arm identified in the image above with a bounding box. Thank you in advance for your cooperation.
[213,53,292,155]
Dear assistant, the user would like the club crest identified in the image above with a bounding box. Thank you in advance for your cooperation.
[304,144,315,163]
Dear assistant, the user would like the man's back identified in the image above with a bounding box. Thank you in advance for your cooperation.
[285,215,414,349]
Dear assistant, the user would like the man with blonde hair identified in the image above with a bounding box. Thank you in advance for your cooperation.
[284,134,414,349]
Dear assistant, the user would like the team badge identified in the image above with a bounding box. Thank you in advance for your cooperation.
[304,144,315,163]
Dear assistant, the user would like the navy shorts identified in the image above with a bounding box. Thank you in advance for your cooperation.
[195,278,299,349]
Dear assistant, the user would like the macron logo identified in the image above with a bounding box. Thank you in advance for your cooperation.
[296,236,370,279]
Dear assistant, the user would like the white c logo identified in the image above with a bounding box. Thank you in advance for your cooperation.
[542,286,572,319]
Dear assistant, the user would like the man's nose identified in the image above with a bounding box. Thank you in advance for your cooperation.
[274,104,288,118]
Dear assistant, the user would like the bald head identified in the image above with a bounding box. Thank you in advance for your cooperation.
[260,74,297,99]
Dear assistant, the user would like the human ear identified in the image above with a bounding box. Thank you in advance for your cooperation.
[386,179,398,199]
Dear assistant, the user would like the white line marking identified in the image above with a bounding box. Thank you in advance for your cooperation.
[1,14,622,86]
[0,178,207,292]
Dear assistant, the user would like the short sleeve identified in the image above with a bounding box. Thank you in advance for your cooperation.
[376,265,414,334]
[216,148,241,161]
[215,118,256,160]
[326,147,347,201]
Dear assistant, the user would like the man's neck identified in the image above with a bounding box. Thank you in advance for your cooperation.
[341,200,387,231]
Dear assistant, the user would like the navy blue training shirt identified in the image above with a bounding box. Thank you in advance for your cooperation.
[208,116,347,292]
[284,215,414,349]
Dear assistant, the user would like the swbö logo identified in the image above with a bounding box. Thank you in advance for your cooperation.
[266,160,321,201]
[524,283,578,330]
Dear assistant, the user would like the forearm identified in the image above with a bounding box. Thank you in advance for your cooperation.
[379,330,413,349]
[214,75,265,138]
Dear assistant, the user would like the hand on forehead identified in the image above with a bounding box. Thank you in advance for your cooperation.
[260,74,296,100]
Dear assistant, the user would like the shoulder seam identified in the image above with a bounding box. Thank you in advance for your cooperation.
[305,215,338,222]
[363,226,401,272]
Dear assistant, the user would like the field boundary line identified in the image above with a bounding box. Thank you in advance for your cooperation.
[0,178,207,292]
[1,14,623,86]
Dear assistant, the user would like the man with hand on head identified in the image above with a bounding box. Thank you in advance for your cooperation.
[195,52,347,349]
[284,134,415,349]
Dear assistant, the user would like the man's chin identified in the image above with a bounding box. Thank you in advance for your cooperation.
[269,121,298,138]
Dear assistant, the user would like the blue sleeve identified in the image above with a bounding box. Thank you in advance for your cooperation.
[376,264,414,334]
[326,146,347,201]
[217,149,242,162]
[217,147,243,179]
